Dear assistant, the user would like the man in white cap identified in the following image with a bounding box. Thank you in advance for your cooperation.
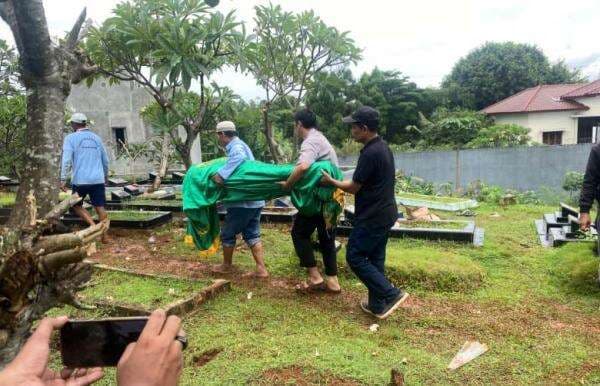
[60,113,109,238]
[211,121,268,278]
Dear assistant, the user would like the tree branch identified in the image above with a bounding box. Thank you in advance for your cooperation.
[65,8,87,51]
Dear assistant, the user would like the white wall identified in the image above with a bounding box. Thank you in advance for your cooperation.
[492,111,577,144]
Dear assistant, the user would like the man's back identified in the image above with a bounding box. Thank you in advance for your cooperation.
[352,136,397,228]
[298,129,339,167]
[61,129,108,185]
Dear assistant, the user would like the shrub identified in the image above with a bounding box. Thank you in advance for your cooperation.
[562,171,584,200]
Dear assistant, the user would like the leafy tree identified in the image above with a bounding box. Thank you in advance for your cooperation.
[417,109,492,149]
[562,171,584,200]
[0,94,26,177]
[465,124,530,149]
[85,0,243,168]
[241,3,361,162]
[305,69,355,147]
[443,42,585,110]
[350,68,424,144]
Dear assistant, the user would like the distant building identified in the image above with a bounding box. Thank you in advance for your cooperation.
[482,80,600,145]
[66,80,155,175]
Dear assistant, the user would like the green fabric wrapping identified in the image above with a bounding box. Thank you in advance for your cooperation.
[183,158,344,254]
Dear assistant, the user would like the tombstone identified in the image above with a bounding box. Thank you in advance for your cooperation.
[149,172,158,181]
[124,185,141,196]
[0,176,11,183]
[172,171,185,182]
[107,178,127,187]
[155,191,176,200]
[111,190,131,201]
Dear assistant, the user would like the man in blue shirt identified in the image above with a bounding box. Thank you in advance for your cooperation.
[211,121,268,278]
[60,113,109,236]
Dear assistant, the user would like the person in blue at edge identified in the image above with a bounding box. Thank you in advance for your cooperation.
[210,121,269,278]
[60,113,109,242]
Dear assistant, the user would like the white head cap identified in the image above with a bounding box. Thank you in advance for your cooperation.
[216,120,236,133]
[70,113,88,124]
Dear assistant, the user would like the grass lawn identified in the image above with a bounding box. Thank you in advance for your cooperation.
[47,204,600,385]
[396,192,477,204]
[79,270,210,309]
[0,192,15,207]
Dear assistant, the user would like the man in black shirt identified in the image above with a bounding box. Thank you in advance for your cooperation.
[321,106,408,319]
[579,143,600,230]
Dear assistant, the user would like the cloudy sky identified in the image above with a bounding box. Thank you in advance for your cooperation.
[1,0,599,100]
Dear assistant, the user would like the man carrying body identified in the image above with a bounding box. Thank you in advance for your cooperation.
[60,113,109,240]
[579,143,600,231]
[280,109,341,293]
[211,121,269,278]
[321,106,408,319]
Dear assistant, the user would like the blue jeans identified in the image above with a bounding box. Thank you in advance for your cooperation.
[220,207,262,248]
[346,224,400,314]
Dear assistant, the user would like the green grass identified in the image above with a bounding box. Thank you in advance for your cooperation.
[80,270,210,308]
[44,203,600,385]
[0,192,15,207]
[396,192,476,204]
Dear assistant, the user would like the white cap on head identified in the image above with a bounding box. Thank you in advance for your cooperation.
[70,113,88,124]
[216,120,236,133]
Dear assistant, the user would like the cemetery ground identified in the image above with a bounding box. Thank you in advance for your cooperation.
[46,204,599,385]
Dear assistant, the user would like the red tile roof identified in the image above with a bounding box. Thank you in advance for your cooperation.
[482,84,589,115]
[560,79,600,99]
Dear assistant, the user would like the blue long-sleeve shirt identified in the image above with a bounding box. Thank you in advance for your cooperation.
[60,129,109,185]
[217,137,264,209]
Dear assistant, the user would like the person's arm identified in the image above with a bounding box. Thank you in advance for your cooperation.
[0,316,104,386]
[279,140,317,191]
[100,140,109,181]
[60,137,73,189]
[213,145,245,185]
[321,170,362,194]
[579,146,600,230]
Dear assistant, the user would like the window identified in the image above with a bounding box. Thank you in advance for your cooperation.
[578,117,600,143]
[113,127,127,153]
[543,131,563,145]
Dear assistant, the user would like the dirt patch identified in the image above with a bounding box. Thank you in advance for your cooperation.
[256,366,361,385]
[193,348,223,367]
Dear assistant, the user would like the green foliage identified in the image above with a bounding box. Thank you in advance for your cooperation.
[418,109,491,148]
[465,181,541,205]
[0,94,26,176]
[562,171,584,198]
[350,69,424,144]
[395,172,435,195]
[465,123,531,148]
[442,42,585,110]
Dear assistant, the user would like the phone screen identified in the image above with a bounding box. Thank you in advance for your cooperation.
[60,317,148,367]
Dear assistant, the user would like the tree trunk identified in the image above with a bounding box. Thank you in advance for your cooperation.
[262,104,282,163]
[151,131,170,190]
[8,80,65,227]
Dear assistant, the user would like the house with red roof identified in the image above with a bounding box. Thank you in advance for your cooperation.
[482,80,600,145]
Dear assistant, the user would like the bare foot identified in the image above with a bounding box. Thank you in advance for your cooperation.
[242,270,269,279]
[211,264,233,274]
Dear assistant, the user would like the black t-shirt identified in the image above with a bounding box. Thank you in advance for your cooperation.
[352,136,398,228]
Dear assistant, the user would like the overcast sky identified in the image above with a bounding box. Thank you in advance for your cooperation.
[1,0,599,100]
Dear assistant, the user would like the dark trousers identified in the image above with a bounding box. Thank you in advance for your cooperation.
[346,224,400,314]
[291,213,337,276]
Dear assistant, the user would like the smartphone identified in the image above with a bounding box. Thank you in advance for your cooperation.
[60,317,148,367]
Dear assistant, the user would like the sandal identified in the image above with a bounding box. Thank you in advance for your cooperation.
[295,281,327,293]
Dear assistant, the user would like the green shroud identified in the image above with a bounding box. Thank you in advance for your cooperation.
[182,158,344,255]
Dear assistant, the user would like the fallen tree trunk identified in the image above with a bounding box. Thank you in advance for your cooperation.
[0,195,109,366]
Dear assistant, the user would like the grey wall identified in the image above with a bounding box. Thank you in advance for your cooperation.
[67,81,155,176]
[339,144,594,192]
